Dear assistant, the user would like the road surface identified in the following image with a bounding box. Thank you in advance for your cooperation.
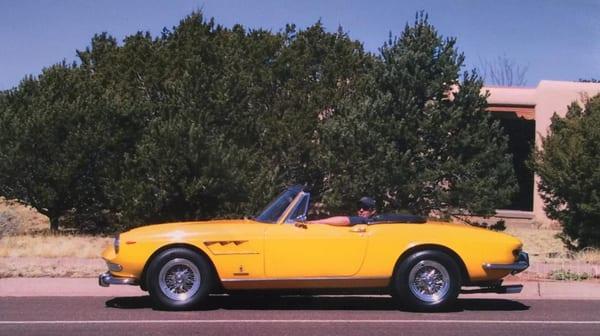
[1,295,599,335]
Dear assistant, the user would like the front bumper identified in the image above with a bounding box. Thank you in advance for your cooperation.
[483,251,530,275]
[98,272,139,287]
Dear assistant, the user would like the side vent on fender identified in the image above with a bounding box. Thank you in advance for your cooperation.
[203,240,259,255]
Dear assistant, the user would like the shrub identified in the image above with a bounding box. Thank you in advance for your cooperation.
[534,94,600,250]
[548,269,590,281]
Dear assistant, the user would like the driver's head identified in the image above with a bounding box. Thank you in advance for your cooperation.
[357,196,376,218]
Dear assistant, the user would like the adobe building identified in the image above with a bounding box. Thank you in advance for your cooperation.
[483,80,600,227]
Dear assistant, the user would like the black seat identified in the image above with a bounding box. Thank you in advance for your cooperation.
[369,213,426,224]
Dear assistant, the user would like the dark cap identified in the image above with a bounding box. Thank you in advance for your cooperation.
[358,196,376,210]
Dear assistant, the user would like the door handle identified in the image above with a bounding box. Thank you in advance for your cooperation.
[350,226,367,233]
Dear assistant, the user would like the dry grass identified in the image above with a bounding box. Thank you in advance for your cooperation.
[505,226,600,264]
[0,256,106,278]
[574,248,600,264]
[0,234,112,259]
[0,199,113,277]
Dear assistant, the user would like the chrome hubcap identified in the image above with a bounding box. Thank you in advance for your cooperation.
[408,260,450,303]
[158,258,201,301]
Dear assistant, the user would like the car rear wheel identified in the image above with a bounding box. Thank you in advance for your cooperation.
[146,248,214,310]
[392,250,461,311]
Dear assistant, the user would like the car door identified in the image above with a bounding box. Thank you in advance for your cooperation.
[264,219,369,278]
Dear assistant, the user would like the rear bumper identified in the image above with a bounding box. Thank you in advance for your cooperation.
[461,283,523,294]
[483,251,529,275]
[98,272,138,287]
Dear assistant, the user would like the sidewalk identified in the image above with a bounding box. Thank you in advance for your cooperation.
[1,277,599,300]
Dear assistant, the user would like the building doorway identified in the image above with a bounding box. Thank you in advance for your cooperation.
[491,111,535,211]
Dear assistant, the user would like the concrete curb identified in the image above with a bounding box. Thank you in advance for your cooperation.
[1,277,599,300]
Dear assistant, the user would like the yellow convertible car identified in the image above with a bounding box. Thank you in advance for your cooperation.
[99,185,529,311]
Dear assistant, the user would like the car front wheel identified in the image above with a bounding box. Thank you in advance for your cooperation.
[392,250,461,311]
[146,248,214,310]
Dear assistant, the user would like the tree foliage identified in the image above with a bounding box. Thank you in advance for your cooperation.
[534,95,600,250]
[0,63,130,231]
[319,13,516,216]
[0,12,516,232]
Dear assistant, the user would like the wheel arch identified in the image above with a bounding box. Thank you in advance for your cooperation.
[392,244,470,286]
[140,243,222,292]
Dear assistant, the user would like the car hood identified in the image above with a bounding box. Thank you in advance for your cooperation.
[120,219,253,241]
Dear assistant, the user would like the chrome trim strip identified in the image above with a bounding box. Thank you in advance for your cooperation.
[221,276,389,283]
[483,251,529,275]
[98,272,138,287]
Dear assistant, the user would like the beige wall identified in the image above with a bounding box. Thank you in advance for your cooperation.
[484,81,600,226]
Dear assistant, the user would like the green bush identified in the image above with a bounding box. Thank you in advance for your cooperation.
[534,94,600,250]
[319,13,516,216]
[0,12,516,232]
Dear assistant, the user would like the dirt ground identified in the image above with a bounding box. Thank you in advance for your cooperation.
[0,256,106,278]
[0,198,48,235]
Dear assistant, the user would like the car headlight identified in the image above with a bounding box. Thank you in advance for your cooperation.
[114,234,120,254]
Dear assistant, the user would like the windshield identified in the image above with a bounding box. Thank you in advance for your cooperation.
[255,186,302,223]
[286,192,310,223]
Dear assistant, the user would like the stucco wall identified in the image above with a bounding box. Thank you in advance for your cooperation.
[485,80,600,226]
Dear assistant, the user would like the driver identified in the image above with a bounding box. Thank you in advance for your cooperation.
[307,197,377,226]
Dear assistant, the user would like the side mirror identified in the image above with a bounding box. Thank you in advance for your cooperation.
[294,215,308,229]
[295,214,307,222]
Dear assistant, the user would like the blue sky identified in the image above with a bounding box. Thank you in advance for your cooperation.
[1,0,598,90]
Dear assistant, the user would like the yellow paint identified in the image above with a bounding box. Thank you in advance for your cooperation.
[264,223,368,277]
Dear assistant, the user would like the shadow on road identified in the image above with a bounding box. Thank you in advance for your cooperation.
[105,295,529,312]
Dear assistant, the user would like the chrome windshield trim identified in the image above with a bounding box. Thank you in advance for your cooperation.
[254,185,304,223]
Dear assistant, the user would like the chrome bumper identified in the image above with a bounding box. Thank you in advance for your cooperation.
[483,251,529,275]
[98,272,138,287]
[461,283,523,294]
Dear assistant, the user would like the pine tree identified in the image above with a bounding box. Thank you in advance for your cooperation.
[0,11,517,231]
[0,62,130,231]
[534,95,600,249]
[321,13,516,216]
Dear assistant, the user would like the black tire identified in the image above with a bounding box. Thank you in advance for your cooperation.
[146,247,215,310]
[391,250,461,311]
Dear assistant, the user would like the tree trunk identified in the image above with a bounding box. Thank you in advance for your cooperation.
[50,216,59,232]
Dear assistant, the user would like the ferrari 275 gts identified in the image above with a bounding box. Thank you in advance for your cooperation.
[99,185,529,311]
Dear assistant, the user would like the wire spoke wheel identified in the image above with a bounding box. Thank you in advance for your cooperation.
[408,260,450,303]
[158,258,201,301]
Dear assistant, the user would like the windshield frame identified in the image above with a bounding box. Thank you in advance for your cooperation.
[254,185,304,223]
[283,192,310,224]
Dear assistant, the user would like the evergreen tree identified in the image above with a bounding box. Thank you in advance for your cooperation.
[320,13,516,216]
[534,95,600,249]
[0,63,130,231]
[251,22,373,204]
[0,11,517,231]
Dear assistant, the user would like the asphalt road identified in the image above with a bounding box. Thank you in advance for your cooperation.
[1,295,599,336]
